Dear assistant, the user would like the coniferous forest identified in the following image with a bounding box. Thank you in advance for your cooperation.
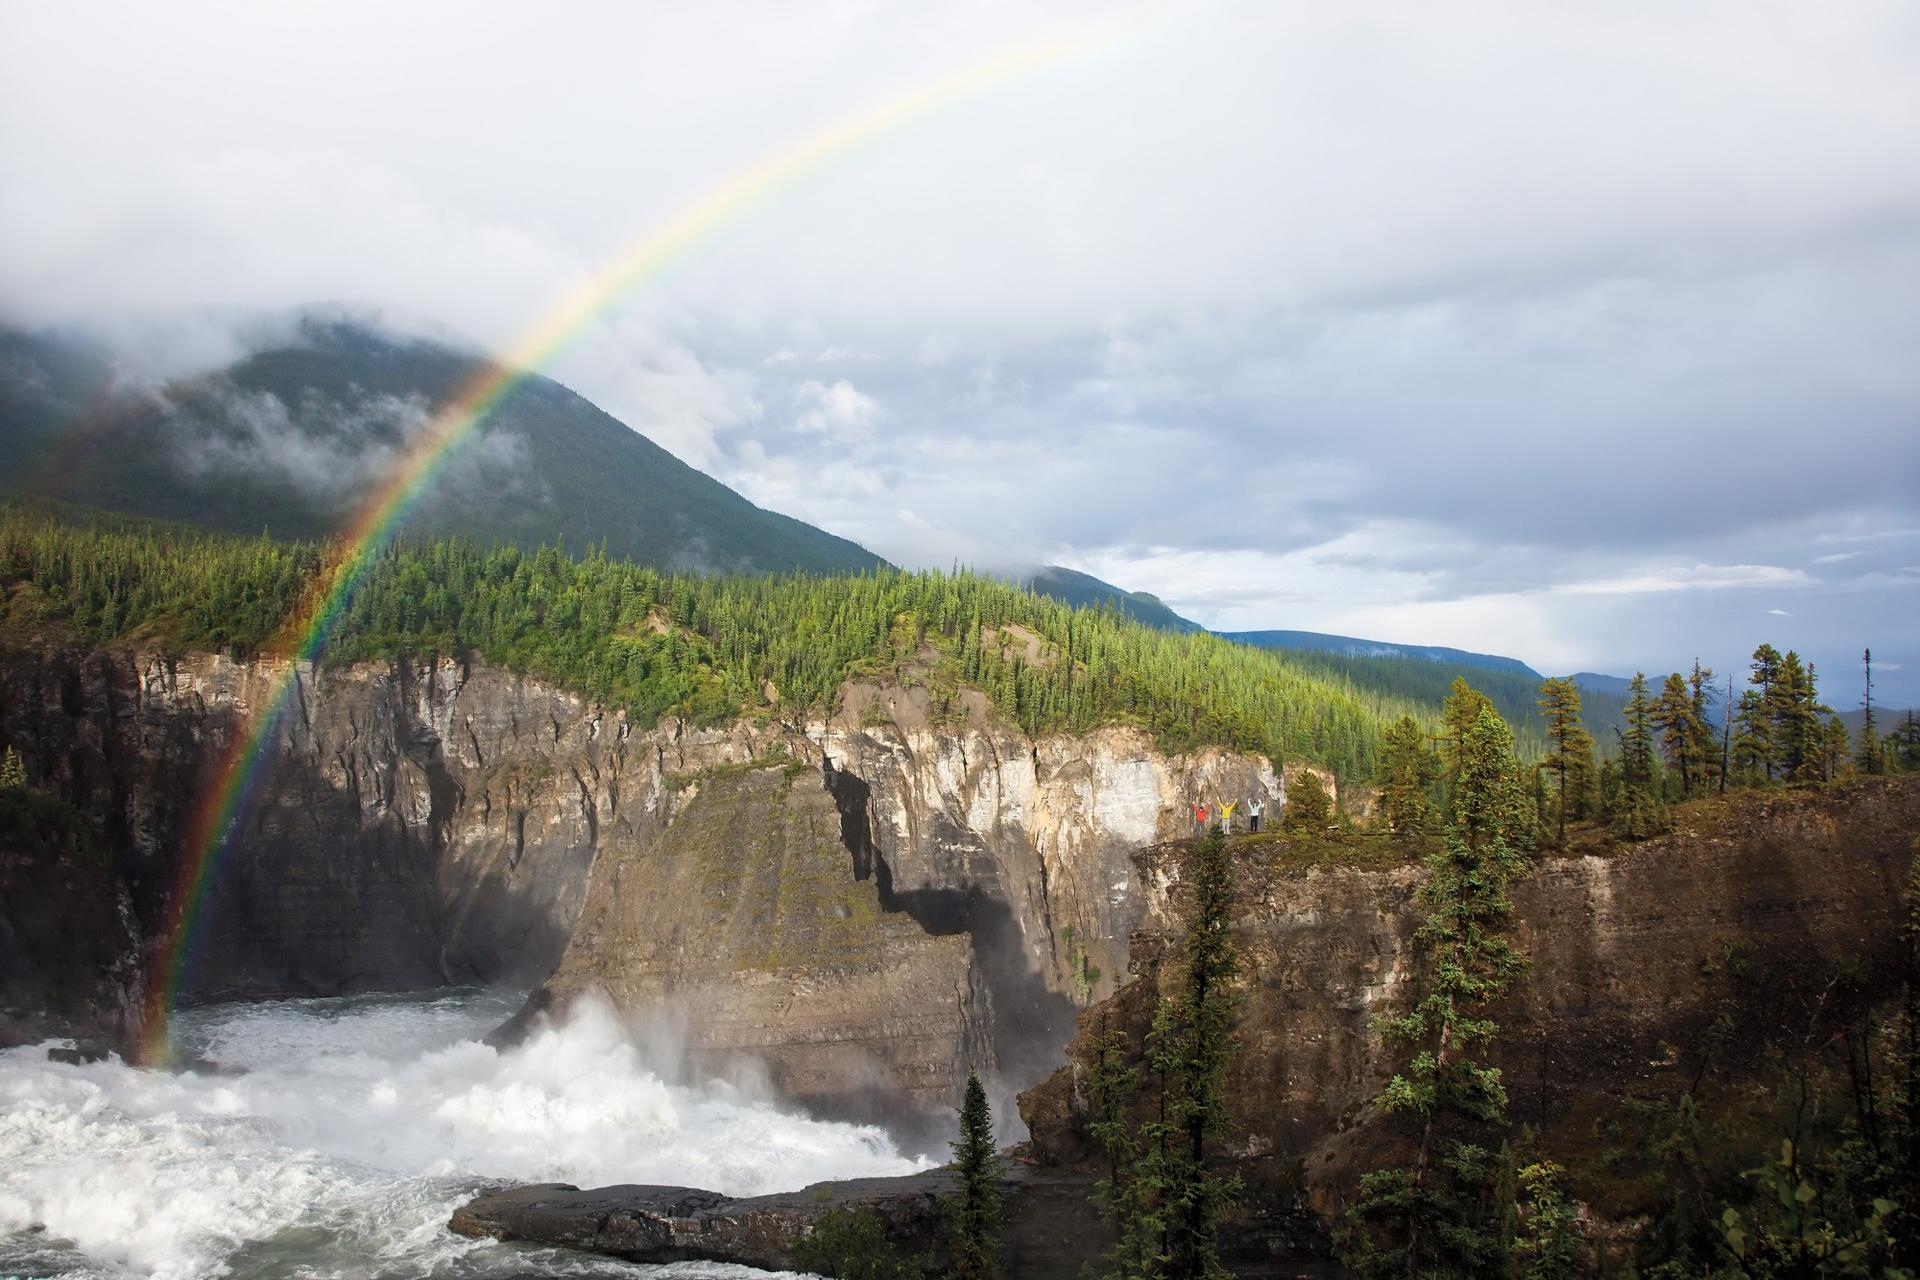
[0,506,1407,777]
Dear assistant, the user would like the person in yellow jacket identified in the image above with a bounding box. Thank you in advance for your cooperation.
[1218,799,1237,833]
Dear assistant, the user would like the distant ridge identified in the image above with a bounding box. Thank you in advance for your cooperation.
[0,319,884,577]
[1023,565,1201,632]
[1220,628,1540,677]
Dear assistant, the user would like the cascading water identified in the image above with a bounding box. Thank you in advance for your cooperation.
[0,990,931,1279]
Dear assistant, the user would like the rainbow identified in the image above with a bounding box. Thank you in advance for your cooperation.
[135,32,1096,1065]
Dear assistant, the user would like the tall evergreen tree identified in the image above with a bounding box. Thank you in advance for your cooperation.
[1087,1020,1161,1280]
[1154,825,1243,1279]
[1650,672,1703,799]
[1440,677,1495,785]
[1720,671,1736,795]
[1895,710,1920,773]
[1535,678,1592,847]
[1687,660,1720,796]
[1377,715,1440,844]
[0,746,25,791]
[1741,644,1786,782]
[1858,647,1885,775]
[1615,674,1663,837]
[947,1069,1003,1280]
[1095,827,1242,1280]
[1347,700,1533,1279]
[1820,714,1852,783]
[1283,771,1332,832]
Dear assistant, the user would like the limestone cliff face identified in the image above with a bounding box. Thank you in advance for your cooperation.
[0,644,649,1003]
[3,642,1295,1123]
[519,688,1299,1130]
[537,760,990,1130]
[1019,777,1920,1221]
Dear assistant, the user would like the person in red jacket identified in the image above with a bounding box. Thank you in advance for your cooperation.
[1192,801,1209,836]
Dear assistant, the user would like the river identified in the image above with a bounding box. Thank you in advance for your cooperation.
[0,989,931,1279]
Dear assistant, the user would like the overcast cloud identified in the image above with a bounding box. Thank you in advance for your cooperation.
[3,1,1917,698]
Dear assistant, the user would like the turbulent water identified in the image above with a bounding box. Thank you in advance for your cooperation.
[0,990,932,1279]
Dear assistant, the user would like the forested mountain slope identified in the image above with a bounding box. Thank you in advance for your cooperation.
[1023,572,1633,753]
[0,510,1428,779]
[0,320,880,576]
[1022,566,1202,633]
[1220,626,1537,674]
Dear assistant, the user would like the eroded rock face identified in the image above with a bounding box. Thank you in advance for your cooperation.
[1020,777,1920,1221]
[810,683,1307,1085]
[1,641,1300,1120]
[448,1167,1114,1279]
[0,645,658,1002]
[536,760,991,1131]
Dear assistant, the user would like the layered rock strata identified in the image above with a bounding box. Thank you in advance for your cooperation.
[534,759,990,1125]
[1,641,1302,1118]
[1021,777,1920,1220]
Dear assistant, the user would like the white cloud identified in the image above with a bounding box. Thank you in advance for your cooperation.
[1555,565,1817,596]
[2,1,1917,697]
[792,379,882,440]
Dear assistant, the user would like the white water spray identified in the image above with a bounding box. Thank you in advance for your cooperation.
[0,990,930,1279]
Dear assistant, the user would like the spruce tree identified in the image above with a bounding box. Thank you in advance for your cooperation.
[1156,826,1243,1279]
[1096,827,1242,1280]
[1858,648,1884,775]
[1820,715,1852,782]
[948,1069,1003,1280]
[1346,701,1532,1279]
[1615,673,1663,837]
[0,746,25,791]
[1087,1021,1161,1280]
[1651,672,1700,799]
[1743,644,1786,781]
[1283,770,1332,832]
[1687,660,1720,795]
[1535,678,1592,846]
[1440,677,1495,785]
[1771,652,1825,782]
[1897,711,1920,773]
[1377,715,1440,844]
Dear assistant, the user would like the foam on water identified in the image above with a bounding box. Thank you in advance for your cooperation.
[0,990,930,1279]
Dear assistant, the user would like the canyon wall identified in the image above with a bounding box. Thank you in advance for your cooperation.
[1020,777,1920,1226]
[0,642,1299,1124]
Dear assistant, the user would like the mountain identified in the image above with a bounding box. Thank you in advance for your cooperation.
[1021,571,1635,749]
[1220,628,1539,677]
[1569,671,1636,699]
[1023,566,1201,632]
[0,319,882,576]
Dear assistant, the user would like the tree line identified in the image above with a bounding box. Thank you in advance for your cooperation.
[1372,648,1916,851]
[0,507,1451,779]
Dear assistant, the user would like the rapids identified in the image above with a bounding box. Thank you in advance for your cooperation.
[0,989,931,1279]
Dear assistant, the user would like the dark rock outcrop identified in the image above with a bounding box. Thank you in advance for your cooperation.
[0,645,636,1003]
[537,758,992,1134]
[0,781,143,1049]
[1020,777,1920,1223]
[449,1166,1111,1278]
[4,638,1299,1123]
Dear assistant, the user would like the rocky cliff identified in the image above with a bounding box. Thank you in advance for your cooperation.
[0,640,1302,1127]
[1019,777,1920,1230]
[534,757,991,1131]
[0,644,636,1018]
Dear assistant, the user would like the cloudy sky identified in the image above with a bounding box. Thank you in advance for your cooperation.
[4,2,1918,700]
